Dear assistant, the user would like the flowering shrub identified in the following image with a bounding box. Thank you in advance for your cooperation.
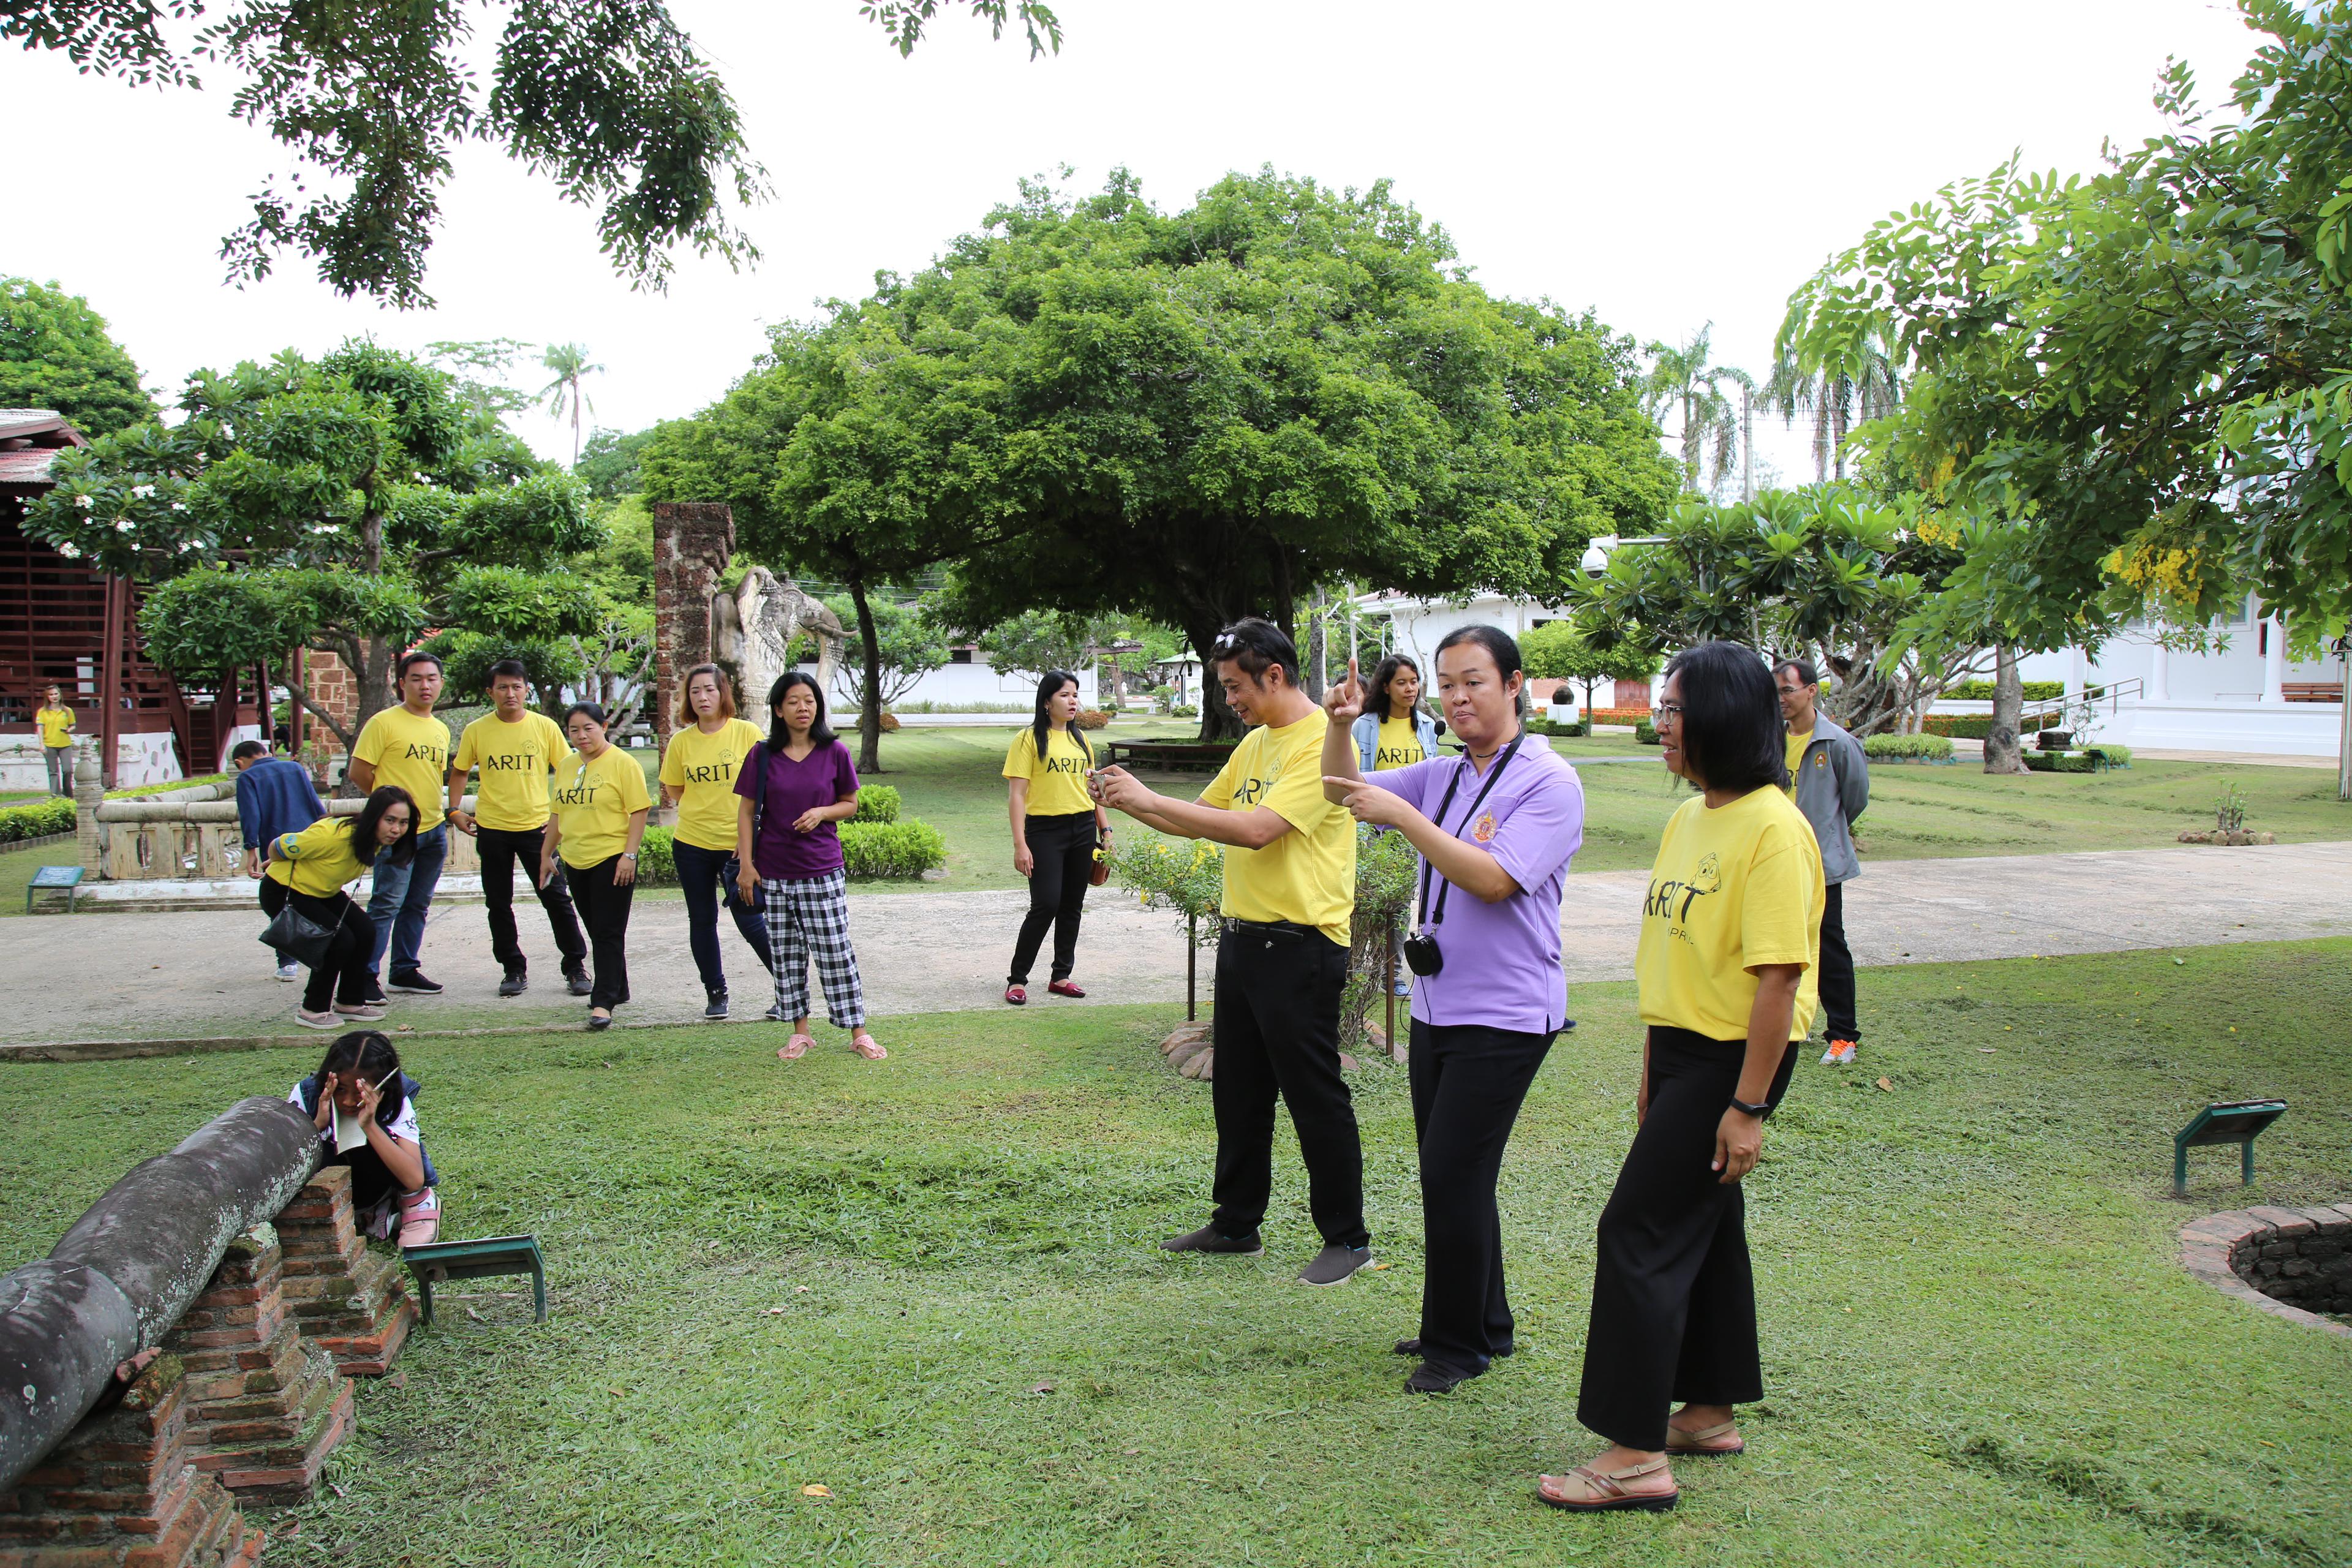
[1109,834,1223,946]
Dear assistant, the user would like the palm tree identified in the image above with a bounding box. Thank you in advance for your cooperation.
[1641,325,1749,496]
[539,342,604,466]
[1763,311,1901,483]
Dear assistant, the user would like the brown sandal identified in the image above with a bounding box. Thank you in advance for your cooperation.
[1537,1456,1678,1512]
[1665,1419,1744,1457]
[851,1031,888,1060]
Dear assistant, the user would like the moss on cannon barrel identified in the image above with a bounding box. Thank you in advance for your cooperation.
[0,1096,321,1492]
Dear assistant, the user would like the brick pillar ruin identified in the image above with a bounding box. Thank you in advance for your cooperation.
[650,502,735,760]
[0,1354,264,1568]
[271,1166,417,1377]
[157,1226,353,1506]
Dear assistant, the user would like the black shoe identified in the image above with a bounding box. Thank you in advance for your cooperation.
[1404,1360,1485,1394]
[387,970,443,995]
[1394,1336,1514,1359]
[497,970,527,998]
[1159,1225,1265,1256]
[565,970,594,997]
[1300,1244,1372,1287]
[704,989,729,1020]
[587,1011,612,1031]
[762,1001,788,1022]
[358,977,388,1006]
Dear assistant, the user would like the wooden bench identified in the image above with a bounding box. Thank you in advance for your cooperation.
[1098,739,1238,775]
[26,864,83,913]
[2282,682,2343,703]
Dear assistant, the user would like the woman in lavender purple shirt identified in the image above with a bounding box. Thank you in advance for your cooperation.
[1321,625,1586,1395]
[733,672,886,1064]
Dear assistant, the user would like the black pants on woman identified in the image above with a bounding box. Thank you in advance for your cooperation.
[1008,811,1096,986]
[1818,881,1859,1042]
[673,839,772,994]
[563,856,635,1009]
[262,879,374,1014]
[1409,1019,1555,1375]
[1577,1026,1798,1452]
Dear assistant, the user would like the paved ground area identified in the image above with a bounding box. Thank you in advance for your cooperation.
[9,841,2350,1050]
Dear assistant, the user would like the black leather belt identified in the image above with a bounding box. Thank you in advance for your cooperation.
[1220,916,1313,938]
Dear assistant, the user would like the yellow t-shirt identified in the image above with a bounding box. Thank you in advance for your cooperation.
[352,706,451,830]
[265,816,370,899]
[1002,726,1096,817]
[34,706,74,747]
[1635,786,1825,1042]
[660,718,767,852]
[551,745,653,869]
[454,711,567,832]
[1373,715,1426,771]
[1200,709,1355,946]
[1784,728,1811,801]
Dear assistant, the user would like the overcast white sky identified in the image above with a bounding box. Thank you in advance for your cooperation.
[3,0,2260,477]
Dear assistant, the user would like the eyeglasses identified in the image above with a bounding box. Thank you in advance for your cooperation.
[1649,703,1684,724]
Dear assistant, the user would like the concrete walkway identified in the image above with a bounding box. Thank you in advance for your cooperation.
[7,842,2350,1053]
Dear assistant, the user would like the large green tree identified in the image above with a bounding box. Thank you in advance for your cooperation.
[26,342,601,747]
[867,168,1680,739]
[0,277,154,436]
[2,1,1060,307]
[1779,0,2352,666]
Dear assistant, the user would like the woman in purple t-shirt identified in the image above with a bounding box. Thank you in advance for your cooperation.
[733,672,886,1063]
[1321,626,1586,1398]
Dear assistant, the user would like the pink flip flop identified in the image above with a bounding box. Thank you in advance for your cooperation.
[778,1034,814,1061]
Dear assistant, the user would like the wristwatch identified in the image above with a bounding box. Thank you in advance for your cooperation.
[1728,1096,1771,1118]
[620,851,638,861]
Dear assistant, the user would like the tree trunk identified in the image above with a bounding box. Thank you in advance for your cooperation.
[1182,612,1245,743]
[846,575,885,774]
[1740,385,1754,503]
[1984,645,2030,775]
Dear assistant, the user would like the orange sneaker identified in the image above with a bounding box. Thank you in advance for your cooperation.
[1820,1039,1857,1066]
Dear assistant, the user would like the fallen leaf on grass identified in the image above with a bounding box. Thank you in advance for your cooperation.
[1874,1077,1894,1092]
[764,1307,787,1316]
[396,1025,414,1034]
[385,1371,407,1389]
[1121,1448,1141,1457]
[464,1306,485,1322]
[801,1485,832,1498]
[1368,1261,1390,1271]
[1977,1048,1996,1054]
[1030,1382,1056,1395]
[795,1285,810,1293]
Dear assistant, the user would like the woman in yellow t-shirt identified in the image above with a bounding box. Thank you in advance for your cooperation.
[262,787,421,1030]
[1540,641,1822,1515]
[540,702,652,1031]
[659,664,774,1017]
[34,684,76,796]
[1001,671,1112,1004]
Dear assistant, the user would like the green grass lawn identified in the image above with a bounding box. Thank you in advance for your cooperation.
[3,940,2346,1566]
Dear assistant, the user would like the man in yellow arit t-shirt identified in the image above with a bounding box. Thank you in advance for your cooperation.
[32,684,75,796]
[347,651,453,998]
[445,659,588,998]
[1093,617,1371,1287]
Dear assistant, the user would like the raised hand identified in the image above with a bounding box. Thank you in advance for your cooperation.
[1092,766,1151,814]
[313,1073,337,1129]
[353,1072,382,1123]
[1321,774,1409,828]
[1325,656,1367,723]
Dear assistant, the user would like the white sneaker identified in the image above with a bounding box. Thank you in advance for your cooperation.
[295,1008,341,1030]
[276,962,301,982]
[334,1003,388,1021]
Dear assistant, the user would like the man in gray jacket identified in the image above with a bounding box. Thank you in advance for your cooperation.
[1775,658,1869,1065]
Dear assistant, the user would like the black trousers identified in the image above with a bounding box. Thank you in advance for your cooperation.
[476,823,588,976]
[262,878,374,1014]
[1409,1019,1555,1373]
[1209,925,1367,1248]
[673,839,772,993]
[563,856,635,1009]
[1009,812,1096,984]
[1819,881,1858,1042]
[1577,1026,1799,1452]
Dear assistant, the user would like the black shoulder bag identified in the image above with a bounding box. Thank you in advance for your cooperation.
[1401,732,1525,978]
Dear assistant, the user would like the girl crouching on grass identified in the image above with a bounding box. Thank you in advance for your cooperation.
[288,1029,442,1247]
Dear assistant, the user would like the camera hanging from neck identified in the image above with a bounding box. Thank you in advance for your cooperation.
[1403,729,1526,977]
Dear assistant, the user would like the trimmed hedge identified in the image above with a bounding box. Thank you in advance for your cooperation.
[1944,680,2065,702]
[1075,710,1111,730]
[1635,720,1660,745]
[1861,733,1955,761]
[0,796,74,842]
[1923,710,2062,740]
[842,818,946,878]
[2026,752,2099,774]
[854,784,901,823]
[1524,717,1588,739]
[2088,744,2132,767]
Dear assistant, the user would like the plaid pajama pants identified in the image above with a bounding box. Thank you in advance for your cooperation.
[762,868,866,1029]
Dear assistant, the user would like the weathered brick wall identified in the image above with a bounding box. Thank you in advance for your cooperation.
[649,502,735,760]
[274,1165,417,1376]
[2179,1204,2352,1336]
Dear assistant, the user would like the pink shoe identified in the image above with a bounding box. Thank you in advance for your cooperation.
[396,1188,441,1249]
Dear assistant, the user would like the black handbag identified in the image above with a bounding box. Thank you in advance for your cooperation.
[259,900,337,969]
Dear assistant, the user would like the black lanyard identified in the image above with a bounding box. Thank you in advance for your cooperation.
[1415,731,1525,933]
